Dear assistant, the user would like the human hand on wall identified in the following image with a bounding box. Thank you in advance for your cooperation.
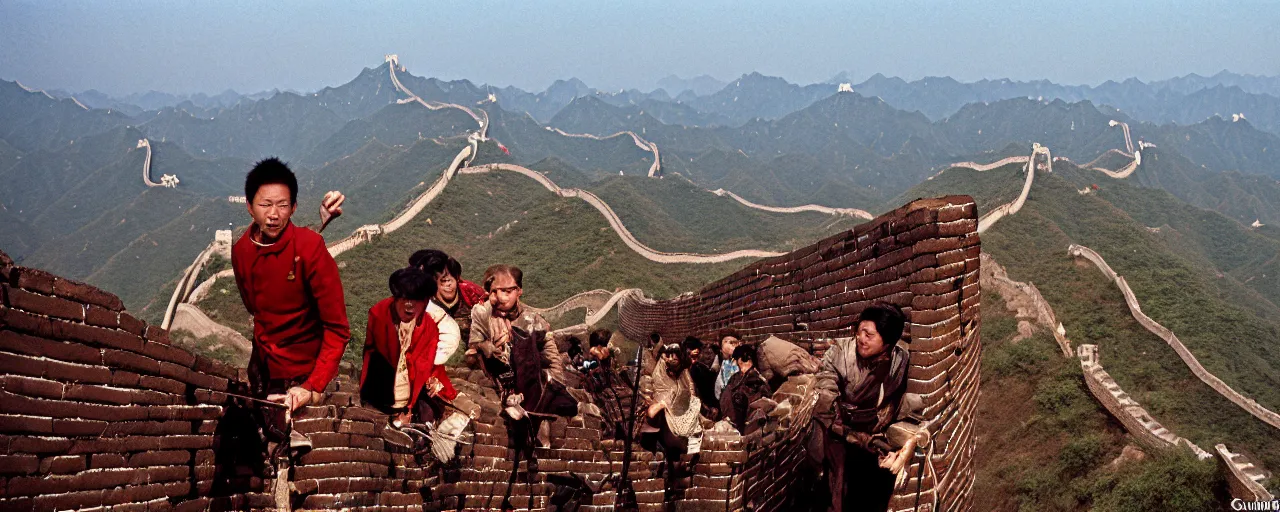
[268,386,315,412]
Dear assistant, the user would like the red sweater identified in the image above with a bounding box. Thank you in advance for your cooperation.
[232,222,350,393]
[361,297,458,405]
[458,279,487,307]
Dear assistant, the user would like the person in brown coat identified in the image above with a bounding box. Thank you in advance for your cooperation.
[813,302,912,512]
[468,264,577,473]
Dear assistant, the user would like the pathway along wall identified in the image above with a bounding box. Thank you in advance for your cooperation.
[0,195,980,512]
[616,195,983,511]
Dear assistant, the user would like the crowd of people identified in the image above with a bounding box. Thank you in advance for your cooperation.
[228,157,920,511]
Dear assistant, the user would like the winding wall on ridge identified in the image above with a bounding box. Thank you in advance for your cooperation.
[1068,244,1280,431]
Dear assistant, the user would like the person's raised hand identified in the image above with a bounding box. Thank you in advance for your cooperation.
[318,191,345,231]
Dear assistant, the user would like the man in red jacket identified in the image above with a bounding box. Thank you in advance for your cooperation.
[360,267,458,425]
[232,157,350,413]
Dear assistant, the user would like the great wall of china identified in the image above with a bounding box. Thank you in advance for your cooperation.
[122,60,1277,506]
[386,55,489,141]
[1076,344,1211,458]
[165,58,880,328]
[980,253,1273,500]
[957,132,1276,499]
[710,188,872,219]
[1067,244,1280,431]
[136,138,179,189]
[0,194,982,511]
[459,163,786,263]
[544,127,662,178]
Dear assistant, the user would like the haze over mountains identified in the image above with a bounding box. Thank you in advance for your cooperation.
[5,60,1280,316]
[5,51,1280,506]
[48,68,1280,135]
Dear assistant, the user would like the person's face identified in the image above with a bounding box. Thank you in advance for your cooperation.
[685,347,700,363]
[720,337,739,359]
[248,184,296,241]
[736,357,752,372]
[489,273,522,312]
[661,351,680,369]
[392,296,427,324]
[855,320,888,359]
[435,271,458,302]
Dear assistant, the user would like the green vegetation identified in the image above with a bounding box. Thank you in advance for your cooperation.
[973,291,1227,511]
[169,329,249,368]
[910,161,1280,478]
[270,171,747,374]
[588,174,858,254]
[197,253,231,284]
[885,158,1027,214]
[194,279,254,341]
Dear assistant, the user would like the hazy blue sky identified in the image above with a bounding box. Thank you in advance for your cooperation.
[2,0,1277,96]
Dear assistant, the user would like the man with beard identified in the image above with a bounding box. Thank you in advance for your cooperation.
[814,302,913,512]
[468,264,577,474]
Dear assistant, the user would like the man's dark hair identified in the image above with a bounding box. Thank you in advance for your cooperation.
[409,249,446,270]
[566,337,584,363]
[589,329,612,348]
[388,267,436,301]
[648,332,662,346]
[858,302,908,345]
[410,249,463,279]
[482,264,522,291]
[718,328,741,341]
[245,157,298,204]
[658,342,683,358]
[681,336,703,351]
[732,344,758,366]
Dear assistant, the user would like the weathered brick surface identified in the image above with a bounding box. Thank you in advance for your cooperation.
[614,196,981,511]
[0,196,979,512]
[0,252,248,512]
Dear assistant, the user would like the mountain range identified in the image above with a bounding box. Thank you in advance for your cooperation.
[5,56,1280,506]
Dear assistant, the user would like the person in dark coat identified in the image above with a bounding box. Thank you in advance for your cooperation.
[579,329,630,439]
[718,344,771,434]
[360,268,458,426]
[469,264,577,472]
[813,302,912,512]
[683,336,719,419]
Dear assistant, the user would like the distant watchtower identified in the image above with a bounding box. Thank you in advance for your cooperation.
[213,230,233,259]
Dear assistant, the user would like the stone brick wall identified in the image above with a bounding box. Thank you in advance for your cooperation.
[0,193,981,511]
[1069,244,1280,431]
[616,195,982,512]
[1215,444,1275,501]
[0,251,247,512]
[1076,345,1209,459]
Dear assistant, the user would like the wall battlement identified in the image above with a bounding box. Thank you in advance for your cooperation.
[0,194,981,511]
